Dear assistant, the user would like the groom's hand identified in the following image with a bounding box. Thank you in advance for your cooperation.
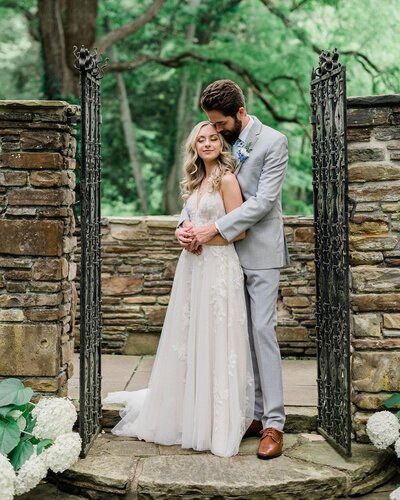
[176,221,202,255]
[175,221,194,249]
[190,223,218,245]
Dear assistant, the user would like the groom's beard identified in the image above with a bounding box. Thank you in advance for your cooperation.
[220,117,242,145]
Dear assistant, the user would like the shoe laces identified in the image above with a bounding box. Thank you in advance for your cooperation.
[260,427,282,443]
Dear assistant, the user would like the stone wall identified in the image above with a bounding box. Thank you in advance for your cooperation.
[74,216,317,356]
[0,100,78,396]
[347,95,400,441]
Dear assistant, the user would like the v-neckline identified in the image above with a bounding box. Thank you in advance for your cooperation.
[196,188,208,210]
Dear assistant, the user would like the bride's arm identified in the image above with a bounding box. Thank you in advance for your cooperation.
[206,173,246,246]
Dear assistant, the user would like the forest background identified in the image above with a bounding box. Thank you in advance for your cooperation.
[0,0,399,216]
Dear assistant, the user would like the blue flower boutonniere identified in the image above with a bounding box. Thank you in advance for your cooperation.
[237,142,253,162]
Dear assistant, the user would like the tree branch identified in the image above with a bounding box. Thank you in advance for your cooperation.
[94,0,166,54]
[341,50,379,75]
[0,1,25,9]
[267,75,309,107]
[290,0,310,12]
[107,51,310,136]
[260,0,380,75]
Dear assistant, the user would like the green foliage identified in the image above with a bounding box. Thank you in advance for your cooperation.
[0,379,53,471]
[8,440,34,470]
[384,393,400,408]
[0,417,21,455]
[1,0,400,215]
[383,393,400,420]
[0,378,33,406]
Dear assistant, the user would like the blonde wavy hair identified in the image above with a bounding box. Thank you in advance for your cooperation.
[180,121,236,202]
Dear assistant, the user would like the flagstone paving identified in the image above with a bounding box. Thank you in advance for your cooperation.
[70,354,319,432]
[24,474,400,500]
[51,432,397,499]
[23,356,399,498]
[68,354,319,406]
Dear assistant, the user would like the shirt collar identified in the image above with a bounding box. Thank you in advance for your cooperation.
[238,115,254,143]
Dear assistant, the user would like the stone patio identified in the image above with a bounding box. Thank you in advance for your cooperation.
[43,432,398,499]
[23,474,400,500]
[68,354,319,432]
[24,355,394,498]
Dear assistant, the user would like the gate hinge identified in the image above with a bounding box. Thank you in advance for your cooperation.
[67,115,81,126]
[348,197,357,221]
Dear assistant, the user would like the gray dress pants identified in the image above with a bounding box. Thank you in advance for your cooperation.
[243,267,285,430]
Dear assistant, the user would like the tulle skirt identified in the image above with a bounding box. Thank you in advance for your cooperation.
[104,245,254,457]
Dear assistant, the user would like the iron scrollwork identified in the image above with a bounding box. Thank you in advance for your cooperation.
[310,49,351,457]
[73,45,105,457]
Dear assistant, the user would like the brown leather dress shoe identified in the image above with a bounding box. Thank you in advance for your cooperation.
[243,419,263,438]
[257,427,283,459]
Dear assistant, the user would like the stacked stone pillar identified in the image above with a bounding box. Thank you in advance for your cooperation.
[0,101,78,396]
[347,95,400,440]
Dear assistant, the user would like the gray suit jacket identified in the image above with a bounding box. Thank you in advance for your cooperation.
[178,116,290,270]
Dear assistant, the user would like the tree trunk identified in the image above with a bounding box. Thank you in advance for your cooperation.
[38,0,71,98]
[163,72,189,214]
[115,72,149,213]
[106,18,148,213]
[64,0,98,97]
[163,0,201,214]
[164,76,202,214]
[38,0,98,99]
[247,87,254,114]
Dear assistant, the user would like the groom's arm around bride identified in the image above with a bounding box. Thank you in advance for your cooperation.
[177,79,290,461]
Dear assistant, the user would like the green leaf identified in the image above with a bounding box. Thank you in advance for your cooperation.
[0,404,30,418]
[21,403,34,416]
[0,379,33,406]
[8,410,22,420]
[8,440,34,471]
[36,438,53,455]
[16,415,26,431]
[383,393,400,408]
[0,405,16,417]
[24,413,36,434]
[0,417,20,455]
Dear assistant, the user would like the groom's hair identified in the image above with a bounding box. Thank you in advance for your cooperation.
[201,80,245,117]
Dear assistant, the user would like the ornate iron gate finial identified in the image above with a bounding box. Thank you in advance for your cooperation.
[317,48,340,77]
[74,46,108,77]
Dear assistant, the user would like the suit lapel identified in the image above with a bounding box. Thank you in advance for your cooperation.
[235,116,263,176]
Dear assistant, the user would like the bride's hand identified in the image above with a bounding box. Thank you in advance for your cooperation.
[191,245,203,256]
[175,225,194,248]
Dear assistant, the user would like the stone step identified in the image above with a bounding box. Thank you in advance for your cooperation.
[101,403,318,434]
[55,433,397,499]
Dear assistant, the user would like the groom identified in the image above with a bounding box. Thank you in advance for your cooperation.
[176,79,290,459]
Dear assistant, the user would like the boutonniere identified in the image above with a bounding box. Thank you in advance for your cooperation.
[237,142,253,162]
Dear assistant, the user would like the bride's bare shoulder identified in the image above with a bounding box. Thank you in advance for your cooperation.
[221,172,239,189]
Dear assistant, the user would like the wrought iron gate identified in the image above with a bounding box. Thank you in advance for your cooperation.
[74,46,104,456]
[310,49,351,457]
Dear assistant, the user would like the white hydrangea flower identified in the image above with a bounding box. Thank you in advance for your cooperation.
[14,453,48,496]
[32,397,77,440]
[0,453,16,500]
[366,411,400,449]
[44,432,82,473]
[390,486,400,500]
[395,437,400,458]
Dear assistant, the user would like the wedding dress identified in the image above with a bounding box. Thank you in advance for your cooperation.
[104,189,254,457]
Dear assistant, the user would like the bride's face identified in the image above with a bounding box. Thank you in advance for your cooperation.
[195,124,222,162]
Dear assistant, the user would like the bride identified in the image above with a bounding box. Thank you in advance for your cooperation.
[104,121,254,458]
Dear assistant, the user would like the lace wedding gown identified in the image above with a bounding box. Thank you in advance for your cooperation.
[104,190,254,457]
